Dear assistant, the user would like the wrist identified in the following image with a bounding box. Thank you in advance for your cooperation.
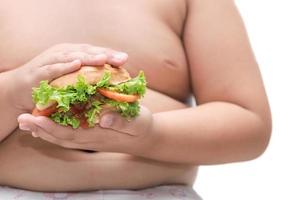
[2,69,28,112]
[105,114,157,157]
[131,114,160,158]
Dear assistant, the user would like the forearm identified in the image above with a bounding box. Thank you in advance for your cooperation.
[0,131,196,191]
[0,71,24,141]
[127,102,271,165]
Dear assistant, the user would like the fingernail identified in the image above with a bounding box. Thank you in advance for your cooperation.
[32,132,39,138]
[112,52,128,61]
[19,123,31,131]
[100,114,114,128]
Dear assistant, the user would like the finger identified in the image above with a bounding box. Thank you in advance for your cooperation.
[36,126,80,149]
[38,59,81,81]
[18,114,75,140]
[19,122,39,138]
[50,43,105,54]
[36,51,107,67]
[57,52,108,66]
[105,50,128,67]
[99,106,152,136]
[34,127,60,144]
[18,118,41,138]
[18,114,84,149]
[18,113,98,149]
[63,44,128,66]
[34,116,76,141]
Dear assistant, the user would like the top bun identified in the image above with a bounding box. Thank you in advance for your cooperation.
[50,64,131,88]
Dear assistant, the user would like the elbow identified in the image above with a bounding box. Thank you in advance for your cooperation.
[245,112,272,161]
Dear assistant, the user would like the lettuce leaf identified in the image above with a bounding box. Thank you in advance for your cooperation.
[72,75,97,101]
[105,100,140,118]
[33,75,97,112]
[50,112,80,129]
[32,81,54,106]
[96,71,111,88]
[109,71,146,96]
[85,100,102,127]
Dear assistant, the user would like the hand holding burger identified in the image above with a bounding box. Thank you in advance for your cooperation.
[17,65,151,152]
[7,43,129,112]
[16,45,152,152]
[31,64,146,128]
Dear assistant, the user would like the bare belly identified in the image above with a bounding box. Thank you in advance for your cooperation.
[0,89,197,192]
[0,0,195,192]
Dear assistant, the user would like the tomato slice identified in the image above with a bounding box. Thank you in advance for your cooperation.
[98,89,139,103]
[32,104,58,117]
[80,117,90,129]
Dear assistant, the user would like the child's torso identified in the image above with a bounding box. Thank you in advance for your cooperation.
[0,0,197,190]
[0,0,190,101]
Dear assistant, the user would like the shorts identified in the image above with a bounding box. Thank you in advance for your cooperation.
[0,185,202,200]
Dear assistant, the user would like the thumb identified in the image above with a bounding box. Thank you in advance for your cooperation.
[99,107,152,136]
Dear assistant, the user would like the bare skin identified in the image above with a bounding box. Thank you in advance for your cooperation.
[0,0,195,191]
[0,0,271,192]
[0,90,197,192]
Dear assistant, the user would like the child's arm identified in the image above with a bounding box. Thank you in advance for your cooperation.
[18,0,272,165]
[0,71,26,141]
[0,44,128,142]
[140,0,272,164]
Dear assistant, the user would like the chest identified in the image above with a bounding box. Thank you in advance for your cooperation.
[0,0,190,101]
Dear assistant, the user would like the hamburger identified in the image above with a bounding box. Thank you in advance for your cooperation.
[32,64,146,128]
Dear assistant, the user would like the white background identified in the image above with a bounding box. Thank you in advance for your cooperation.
[194,0,300,199]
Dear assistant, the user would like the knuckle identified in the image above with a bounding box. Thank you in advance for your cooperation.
[46,52,63,63]
[80,43,92,51]
[58,52,71,61]
[82,53,92,61]
[43,64,52,73]
[70,52,85,60]
[52,52,72,63]
[39,53,58,66]
[69,52,91,61]
[105,48,113,54]
[71,52,90,62]
[29,67,45,83]
[42,64,55,78]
